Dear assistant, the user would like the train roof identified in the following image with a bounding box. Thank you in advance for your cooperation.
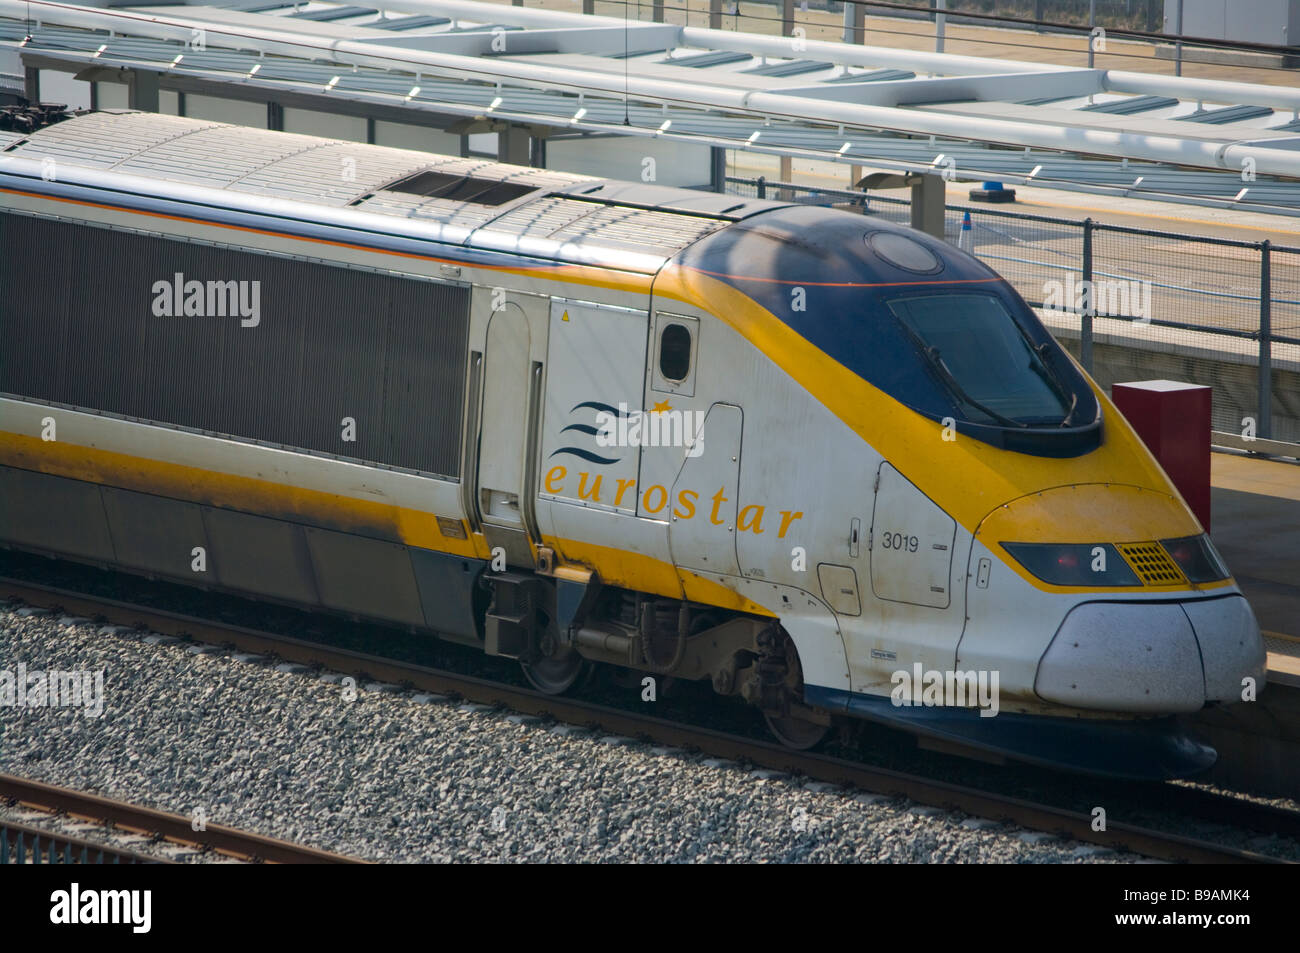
[1,111,790,273]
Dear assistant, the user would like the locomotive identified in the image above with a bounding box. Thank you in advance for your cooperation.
[0,111,1265,777]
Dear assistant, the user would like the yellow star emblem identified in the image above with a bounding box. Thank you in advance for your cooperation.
[651,400,672,414]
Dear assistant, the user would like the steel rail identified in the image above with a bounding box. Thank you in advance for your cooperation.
[3,576,1293,864]
[0,772,367,864]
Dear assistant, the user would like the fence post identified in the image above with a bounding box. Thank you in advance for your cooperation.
[1081,218,1094,374]
[1088,0,1096,68]
[1259,240,1273,440]
[756,175,766,200]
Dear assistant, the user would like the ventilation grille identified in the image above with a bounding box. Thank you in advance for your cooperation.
[1118,543,1184,586]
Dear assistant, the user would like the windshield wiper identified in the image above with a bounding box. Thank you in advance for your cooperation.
[922,345,1027,429]
[892,317,1027,429]
[1029,341,1078,427]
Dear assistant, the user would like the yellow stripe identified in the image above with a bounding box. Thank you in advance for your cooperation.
[0,431,484,558]
[546,535,774,616]
[1,430,773,616]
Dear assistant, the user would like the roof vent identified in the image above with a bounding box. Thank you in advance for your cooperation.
[386,170,536,206]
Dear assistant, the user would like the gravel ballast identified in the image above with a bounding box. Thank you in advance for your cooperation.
[0,602,1193,863]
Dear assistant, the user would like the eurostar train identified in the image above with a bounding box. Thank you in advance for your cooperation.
[0,111,1265,778]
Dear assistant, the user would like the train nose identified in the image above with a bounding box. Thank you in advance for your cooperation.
[1034,596,1265,713]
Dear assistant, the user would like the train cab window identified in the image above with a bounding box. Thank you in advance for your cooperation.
[652,313,698,397]
[659,323,692,381]
[887,293,1073,427]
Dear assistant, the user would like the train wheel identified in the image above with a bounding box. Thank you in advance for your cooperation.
[764,711,829,751]
[521,651,586,695]
[760,626,830,750]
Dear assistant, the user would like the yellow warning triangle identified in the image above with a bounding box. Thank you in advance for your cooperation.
[562,310,570,322]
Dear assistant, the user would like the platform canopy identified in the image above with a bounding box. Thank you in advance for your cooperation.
[4,0,1300,210]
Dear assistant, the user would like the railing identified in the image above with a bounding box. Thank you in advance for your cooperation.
[725,175,1300,452]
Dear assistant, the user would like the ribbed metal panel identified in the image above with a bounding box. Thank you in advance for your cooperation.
[1,212,469,477]
[353,191,505,226]
[548,204,724,254]
[483,196,601,237]
[114,124,326,187]
[481,197,724,253]
[230,142,430,206]
[20,112,215,169]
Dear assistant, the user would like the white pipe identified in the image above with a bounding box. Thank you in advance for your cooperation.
[6,0,1300,178]
[1104,71,1300,113]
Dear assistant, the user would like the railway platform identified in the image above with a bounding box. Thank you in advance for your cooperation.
[1210,451,1300,688]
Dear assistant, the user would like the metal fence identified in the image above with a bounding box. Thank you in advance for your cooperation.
[725,175,1300,450]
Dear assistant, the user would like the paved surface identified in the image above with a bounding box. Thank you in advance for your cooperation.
[1210,452,1300,682]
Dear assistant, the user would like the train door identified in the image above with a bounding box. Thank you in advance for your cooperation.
[536,299,649,543]
[851,461,964,690]
[474,295,546,568]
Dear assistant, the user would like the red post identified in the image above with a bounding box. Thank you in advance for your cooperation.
[1112,380,1212,531]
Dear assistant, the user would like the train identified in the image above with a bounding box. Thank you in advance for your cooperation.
[0,110,1266,779]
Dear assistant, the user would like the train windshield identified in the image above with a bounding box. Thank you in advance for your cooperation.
[887,292,1074,427]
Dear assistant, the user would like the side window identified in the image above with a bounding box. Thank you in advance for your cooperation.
[659,323,691,381]
[651,312,698,396]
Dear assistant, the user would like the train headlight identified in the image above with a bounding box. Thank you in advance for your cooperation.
[1159,535,1231,583]
[1001,542,1140,587]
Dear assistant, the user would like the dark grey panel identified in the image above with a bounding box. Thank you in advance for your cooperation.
[304,525,425,625]
[0,212,470,476]
[101,485,209,579]
[409,546,486,641]
[61,260,149,415]
[295,277,388,464]
[201,506,319,606]
[0,466,116,562]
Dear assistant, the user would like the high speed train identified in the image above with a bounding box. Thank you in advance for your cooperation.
[0,110,1265,778]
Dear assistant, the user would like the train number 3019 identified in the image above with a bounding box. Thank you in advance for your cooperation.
[881,532,920,553]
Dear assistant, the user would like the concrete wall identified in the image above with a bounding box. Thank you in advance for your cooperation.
[1165,0,1299,45]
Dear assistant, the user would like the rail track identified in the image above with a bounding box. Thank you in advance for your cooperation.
[0,772,365,864]
[3,575,1296,865]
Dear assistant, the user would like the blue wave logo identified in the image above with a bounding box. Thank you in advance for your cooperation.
[550,401,627,465]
